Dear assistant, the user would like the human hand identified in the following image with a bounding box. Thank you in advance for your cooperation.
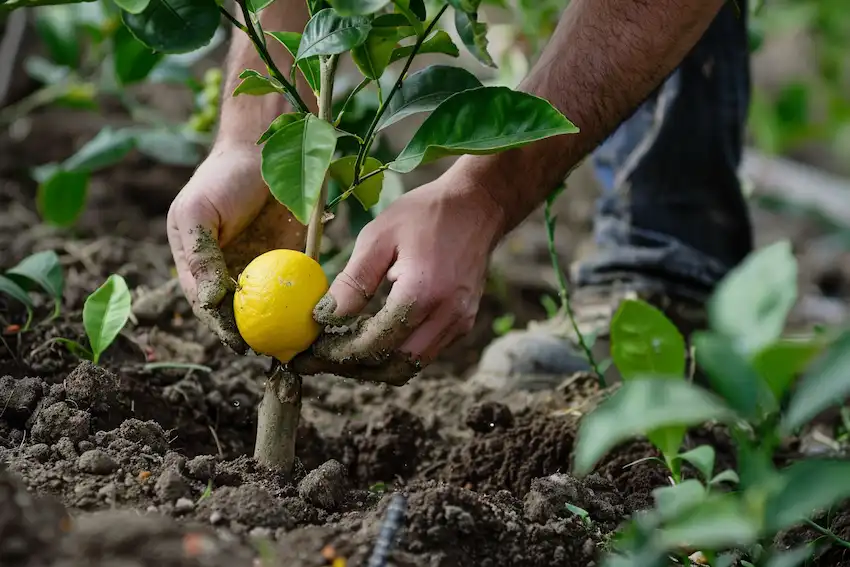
[167,142,306,353]
[290,165,506,385]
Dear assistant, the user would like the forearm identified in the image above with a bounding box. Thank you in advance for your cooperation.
[216,0,316,148]
[453,0,727,235]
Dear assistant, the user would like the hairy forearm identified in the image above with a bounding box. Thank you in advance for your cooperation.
[216,0,316,148]
[453,0,728,235]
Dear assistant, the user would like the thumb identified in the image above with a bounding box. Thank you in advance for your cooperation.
[314,228,394,325]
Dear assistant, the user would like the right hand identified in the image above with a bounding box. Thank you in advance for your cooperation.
[167,142,305,353]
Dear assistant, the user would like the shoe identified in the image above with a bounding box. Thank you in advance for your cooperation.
[466,280,708,393]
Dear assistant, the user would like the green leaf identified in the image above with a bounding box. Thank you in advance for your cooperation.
[248,0,275,12]
[0,275,34,328]
[406,0,425,20]
[113,24,162,85]
[677,445,715,482]
[656,494,759,550]
[648,426,686,463]
[764,459,850,532]
[652,480,706,522]
[708,240,798,354]
[709,469,740,487]
[257,112,307,145]
[328,155,384,209]
[610,299,686,380]
[447,0,481,12]
[114,0,150,15]
[265,32,321,93]
[83,274,132,365]
[36,170,89,228]
[783,329,850,433]
[389,29,459,63]
[261,115,344,225]
[6,251,64,318]
[233,69,285,96]
[296,8,372,61]
[692,331,766,419]
[328,0,390,15]
[763,547,813,567]
[752,336,827,402]
[376,65,482,131]
[573,379,734,476]
[122,0,221,54]
[33,5,81,68]
[454,9,495,68]
[132,128,202,166]
[390,86,577,173]
[62,127,137,173]
[352,23,411,80]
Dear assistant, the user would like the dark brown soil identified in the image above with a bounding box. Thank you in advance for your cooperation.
[4,34,850,567]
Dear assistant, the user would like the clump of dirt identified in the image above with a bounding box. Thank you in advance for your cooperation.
[435,403,577,496]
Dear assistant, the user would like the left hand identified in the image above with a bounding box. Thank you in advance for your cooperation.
[291,165,506,385]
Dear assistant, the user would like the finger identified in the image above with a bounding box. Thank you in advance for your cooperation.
[177,198,233,309]
[291,348,419,386]
[315,227,394,324]
[399,304,461,365]
[167,205,198,307]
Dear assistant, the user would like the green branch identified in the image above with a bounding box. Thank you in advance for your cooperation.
[351,4,449,185]
[543,189,605,387]
[231,0,310,114]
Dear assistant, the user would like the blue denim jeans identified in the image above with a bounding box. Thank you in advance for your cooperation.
[575,0,753,302]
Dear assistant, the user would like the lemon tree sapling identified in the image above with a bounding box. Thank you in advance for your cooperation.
[3,0,579,474]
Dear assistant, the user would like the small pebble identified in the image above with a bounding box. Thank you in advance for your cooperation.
[78,449,119,475]
[210,511,224,525]
[146,505,158,513]
[297,459,348,510]
[249,527,272,540]
[77,440,95,453]
[174,497,195,514]
[155,468,189,501]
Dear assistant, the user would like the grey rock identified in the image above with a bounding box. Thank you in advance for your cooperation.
[297,460,347,510]
[78,449,118,475]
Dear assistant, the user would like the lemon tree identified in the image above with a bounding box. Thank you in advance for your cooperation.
[3,0,579,474]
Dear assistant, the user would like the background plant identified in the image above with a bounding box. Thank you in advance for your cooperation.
[571,239,850,567]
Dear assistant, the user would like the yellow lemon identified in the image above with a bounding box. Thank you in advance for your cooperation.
[233,249,328,362]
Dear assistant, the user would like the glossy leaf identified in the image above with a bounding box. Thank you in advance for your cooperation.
[708,240,798,354]
[389,29,459,63]
[266,32,321,93]
[677,445,715,482]
[573,379,733,476]
[296,9,372,61]
[33,5,81,68]
[656,495,759,550]
[113,25,162,85]
[0,275,34,328]
[328,0,390,15]
[83,274,132,365]
[352,22,412,80]
[62,127,137,173]
[248,0,276,12]
[764,459,850,532]
[752,336,827,401]
[447,0,481,12]
[328,155,385,209]
[692,331,766,419]
[233,69,285,96]
[261,115,344,225]
[390,86,577,173]
[36,170,89,228]
[257,112,306,145]
[610,299,686,380]
[122,0,220,54]
[6,251,64,318]
[454,9,495,68]
[783,328,850,433]
[709,469,740,487]
[406,0,426,20]
[652,480,706,522]
[376,65,482,131]
[647,426,686,463]
[114,0,150,15]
